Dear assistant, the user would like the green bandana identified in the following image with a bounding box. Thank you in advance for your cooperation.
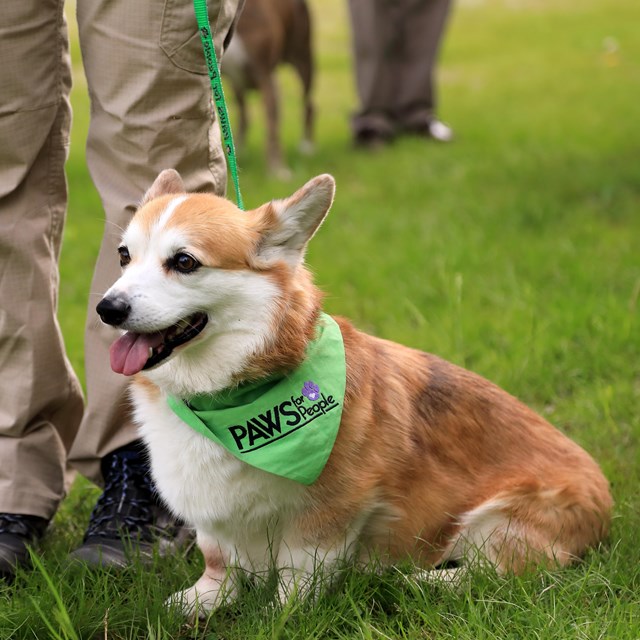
[166,313,345,484]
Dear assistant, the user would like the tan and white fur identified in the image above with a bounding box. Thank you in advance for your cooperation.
[222,0,314,179]
[97,170,612,615]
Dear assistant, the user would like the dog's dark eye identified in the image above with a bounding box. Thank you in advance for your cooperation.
[171,252,200,274]
[118,246,131,267]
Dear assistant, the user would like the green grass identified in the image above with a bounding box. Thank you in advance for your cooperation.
[2,0,639,636]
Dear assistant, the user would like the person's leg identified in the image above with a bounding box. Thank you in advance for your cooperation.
[395,0,453,138]
[68,0,241,564]
[347,0,406,145]
[0,0,84,577]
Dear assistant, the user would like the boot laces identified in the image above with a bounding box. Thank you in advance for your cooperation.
[0,513,47,540]
[84,448,157,542]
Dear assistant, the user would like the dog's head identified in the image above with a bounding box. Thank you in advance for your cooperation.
[97,169,335,395]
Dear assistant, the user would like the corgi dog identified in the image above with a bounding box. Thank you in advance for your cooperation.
[97,170,612,615]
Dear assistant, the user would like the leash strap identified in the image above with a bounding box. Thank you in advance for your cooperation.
[193,0,244,210]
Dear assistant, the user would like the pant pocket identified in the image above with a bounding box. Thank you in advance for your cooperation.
[160,0,222,73]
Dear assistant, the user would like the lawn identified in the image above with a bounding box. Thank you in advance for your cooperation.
[1,0,639,637]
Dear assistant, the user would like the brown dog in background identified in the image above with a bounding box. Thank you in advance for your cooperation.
[222,0,314,179]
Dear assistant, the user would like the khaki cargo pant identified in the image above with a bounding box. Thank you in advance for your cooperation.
[347,0,452,135]
[0,0,241,519]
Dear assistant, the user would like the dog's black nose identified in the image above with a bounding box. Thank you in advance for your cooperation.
[96,296,131,326]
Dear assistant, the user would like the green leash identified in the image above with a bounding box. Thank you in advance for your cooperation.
[193,0,244,210]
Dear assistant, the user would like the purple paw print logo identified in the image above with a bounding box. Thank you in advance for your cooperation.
[302,381,320,401]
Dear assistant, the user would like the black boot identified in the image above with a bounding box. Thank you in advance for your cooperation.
[69,441,192,568]
[0,513,49,581]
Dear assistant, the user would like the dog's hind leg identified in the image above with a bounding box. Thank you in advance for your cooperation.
[437,479,611,576]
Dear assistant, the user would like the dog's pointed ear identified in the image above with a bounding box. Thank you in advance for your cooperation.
[255,174,335,266]
[140,169,186,206]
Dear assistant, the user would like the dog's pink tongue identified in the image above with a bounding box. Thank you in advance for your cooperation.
[109,331,164,376]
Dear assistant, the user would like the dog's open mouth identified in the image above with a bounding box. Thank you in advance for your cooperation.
[109,312,208,376]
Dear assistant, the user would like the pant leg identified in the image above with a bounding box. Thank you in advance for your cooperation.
[347,0,410,137]
[395,0,453,126]
[0,0,84,519]
[68,0,241,483]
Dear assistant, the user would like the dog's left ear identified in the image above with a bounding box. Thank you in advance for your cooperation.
[256,174,336,266]
[140,169,186,206]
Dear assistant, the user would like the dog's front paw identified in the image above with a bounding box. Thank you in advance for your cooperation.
[166,578,237,619]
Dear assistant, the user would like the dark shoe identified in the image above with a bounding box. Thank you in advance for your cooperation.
[69,441,193,569]
[0,513,48,581]
[353,127,394,150]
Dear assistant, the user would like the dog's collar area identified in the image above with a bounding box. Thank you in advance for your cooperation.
[167,313,346,485]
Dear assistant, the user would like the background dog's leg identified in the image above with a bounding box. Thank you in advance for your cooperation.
[231,82,249,154]
[292,41,314,155]
[295,55,314,157]
[285,0,315,155]
[259,74,291,180]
